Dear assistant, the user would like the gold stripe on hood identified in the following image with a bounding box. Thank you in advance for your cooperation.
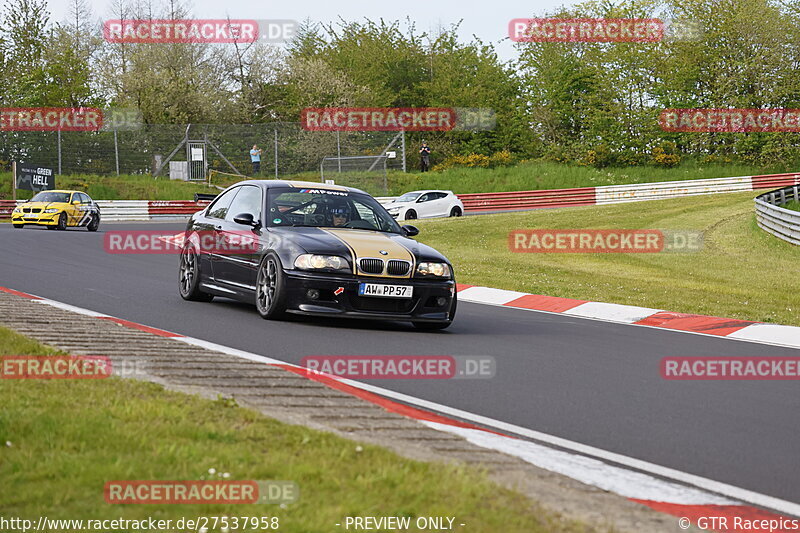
[322,229,414,278]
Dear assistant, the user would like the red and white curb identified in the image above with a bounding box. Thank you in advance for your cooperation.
[1,285,798,529]
[455,284,800,350]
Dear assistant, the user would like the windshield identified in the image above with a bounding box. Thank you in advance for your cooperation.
[396,192,422,203]
[31,192,71,203]
[267,188,402,233]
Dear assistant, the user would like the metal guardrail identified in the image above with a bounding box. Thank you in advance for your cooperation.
[4,172,799,221]
[0,200,211,222]
[457,173,800,212]
[755,185,800,246]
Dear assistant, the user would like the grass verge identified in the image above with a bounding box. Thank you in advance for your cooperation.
[414,191,800,326]
[0,325,589,532]
[783,200,800,212]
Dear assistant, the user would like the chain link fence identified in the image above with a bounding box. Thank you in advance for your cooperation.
[0,123,406,182]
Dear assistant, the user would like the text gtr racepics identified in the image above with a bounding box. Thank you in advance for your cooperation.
[11,190,101,231]
[178,181,457,330]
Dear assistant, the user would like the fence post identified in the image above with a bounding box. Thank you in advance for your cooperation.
[11,161,16,202]
[274,128,278,178]
[401,130,406,172]
[336,131,342,173]
[114,125,120,176]
[57,129,62,174]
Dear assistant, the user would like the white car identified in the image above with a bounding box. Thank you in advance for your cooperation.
[384,190,464,220]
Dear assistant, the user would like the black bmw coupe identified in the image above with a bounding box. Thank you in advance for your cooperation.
[179,180,457,330]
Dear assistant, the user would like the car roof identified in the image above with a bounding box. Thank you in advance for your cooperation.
[401,190,452,195]
[234,179,368,195]
[43,190,81,194]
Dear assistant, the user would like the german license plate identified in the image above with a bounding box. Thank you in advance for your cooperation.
[358,283,413,299]
[24,214,38,219]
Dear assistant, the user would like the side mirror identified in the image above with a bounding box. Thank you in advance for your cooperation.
[402,225,419,237]
[72,200,81,205]
[233,213,258,227]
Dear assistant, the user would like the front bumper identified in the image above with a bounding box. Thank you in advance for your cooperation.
[11,212,60,225]
[283,270,456,323]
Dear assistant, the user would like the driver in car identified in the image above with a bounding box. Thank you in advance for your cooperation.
[330,205,351,227]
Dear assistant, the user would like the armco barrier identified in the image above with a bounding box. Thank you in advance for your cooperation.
[97,201,149,221]
[755,185,800,246]
[0,200,210,222]
[458,187,596,212]
[2,172,799,221]
[457,172,800,212]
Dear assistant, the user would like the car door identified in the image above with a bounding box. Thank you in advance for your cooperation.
[216,185,264,290]
[415,193,435,218]
[200,186,240,281]
[429,192,450,217]
[66,193,83,225]
[76,193,94,225]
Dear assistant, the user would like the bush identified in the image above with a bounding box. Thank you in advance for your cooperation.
[584,143,614,168]
[488,150,515,167]
[651,141,681,167]
[432,151,515,171]
[702,154,734,164]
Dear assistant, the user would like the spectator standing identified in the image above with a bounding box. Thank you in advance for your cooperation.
[250,144,262,175]
[419,141,431,172]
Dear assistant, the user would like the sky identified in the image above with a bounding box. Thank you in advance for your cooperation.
[45,0,573,62]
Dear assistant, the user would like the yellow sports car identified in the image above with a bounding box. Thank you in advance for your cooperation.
[11,190,101,231]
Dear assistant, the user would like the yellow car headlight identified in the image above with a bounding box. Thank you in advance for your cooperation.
[416,262,451,277]
[294,254,349,272]
[44,208,60,213]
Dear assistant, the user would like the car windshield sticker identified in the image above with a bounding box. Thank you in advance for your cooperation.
[298,188,348,196]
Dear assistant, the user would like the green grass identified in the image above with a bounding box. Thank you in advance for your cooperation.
[1,159,772,200]
[414,191,800,326]
[0,325,590,532]
[783,200,800,212]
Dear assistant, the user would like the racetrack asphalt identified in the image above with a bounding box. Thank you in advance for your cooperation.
[1,221,798,505]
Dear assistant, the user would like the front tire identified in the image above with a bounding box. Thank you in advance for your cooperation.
[87,215,100,232]
[255,253,287,319]
[179,243,214,302]
[56,212,67,230]
[405,210,417,220]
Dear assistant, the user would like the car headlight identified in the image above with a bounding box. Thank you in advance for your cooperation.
[416,262,451,277]
[294,254,350,272]
[387,207,400,213]
[12,206,21,213]
[44,208,60,213]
